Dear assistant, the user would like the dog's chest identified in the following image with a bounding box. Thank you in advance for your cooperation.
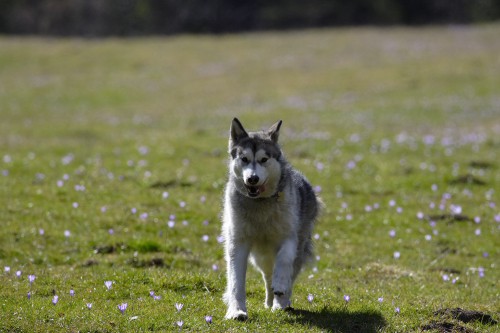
[235,201,294,242]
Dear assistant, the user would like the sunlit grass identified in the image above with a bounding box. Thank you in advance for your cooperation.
[1,24,499,332]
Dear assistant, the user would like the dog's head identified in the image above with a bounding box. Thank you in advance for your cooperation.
[228,118,283,198]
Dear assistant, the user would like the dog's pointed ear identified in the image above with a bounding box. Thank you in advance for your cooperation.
[230,118,248,146]
[267,120,282,143]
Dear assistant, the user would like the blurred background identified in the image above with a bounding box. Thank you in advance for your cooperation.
[1,0,500,36]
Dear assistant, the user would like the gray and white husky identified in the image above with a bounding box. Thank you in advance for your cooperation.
[222,118,321,320]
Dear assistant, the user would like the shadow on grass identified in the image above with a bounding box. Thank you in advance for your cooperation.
[287,307,386,333]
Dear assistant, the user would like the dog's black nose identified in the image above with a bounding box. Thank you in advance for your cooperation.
[247,175,259,185]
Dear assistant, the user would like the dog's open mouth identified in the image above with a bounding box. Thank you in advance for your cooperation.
[245,184,266,198]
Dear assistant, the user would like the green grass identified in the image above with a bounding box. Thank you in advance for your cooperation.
[1,24,499,332]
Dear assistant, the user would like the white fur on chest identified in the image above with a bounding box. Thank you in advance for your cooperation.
[224,192,298,250]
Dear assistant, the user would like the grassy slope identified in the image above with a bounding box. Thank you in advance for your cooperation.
[0,25,499,332]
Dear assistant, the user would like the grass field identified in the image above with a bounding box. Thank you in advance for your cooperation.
[1,24,499,332]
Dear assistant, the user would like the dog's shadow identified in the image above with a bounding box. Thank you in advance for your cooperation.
[286,307,386,333]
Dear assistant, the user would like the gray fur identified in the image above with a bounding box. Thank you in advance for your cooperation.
[222,118,320,320]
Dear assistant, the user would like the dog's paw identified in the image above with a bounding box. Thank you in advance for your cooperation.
[272,293,291,311]
[225,309,248,321]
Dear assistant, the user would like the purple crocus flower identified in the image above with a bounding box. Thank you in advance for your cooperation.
[52,295,59,305]
[205,315,212,324]
[86,303,92,309]
[344,295,350,303]
[175,303,183,312]
[28,275,36,284]
[105,281,112,290]
[118,303,127,314]
[69,289,75,297]
[307,294,314,303]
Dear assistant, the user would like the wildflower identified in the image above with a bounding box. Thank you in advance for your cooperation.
[475,229,481,236]
[131,208,137,214]
[378,297,384,303]
[216,235,225,244]
[27,292,31,299]
[162,191,169,199]
[425,235,432,241]
[101,206,107,213]
[205,315,212,324]
[395,307,400,314]
[86,303,92,309]
[4,266,10,273]
[70,289,75,297]
[64,230,71,237]
[39,229,45,235]
[140,213,148,220]
[200,195,206,203]
[450,204,462,215]
[344,295,350,303]
[52,295,59,305]
[28,275,36,284]
[168,221,175,228]
[393,251,401,259]
[16,270,22,277]
[175,303,183,312]
[105,281,113,290]
[149,291,155,297]
[307,294,314,303]
[202,235,209,242]
[212,264,219,271]
[389,230,396,238]
[118,303,127,314]
[108,229,114,235]
[478,267,485,278]
[176,320,184,328]
[179,201,186,208]
[72,202,79,209]
[417,212,424,219]
[474,216,481,224]
[154,295,161,300]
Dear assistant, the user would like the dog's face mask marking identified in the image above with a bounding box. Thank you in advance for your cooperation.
[228,119,283,199]
[232,148,280,198]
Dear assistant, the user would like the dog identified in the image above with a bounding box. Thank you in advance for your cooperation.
[222,118,320,320]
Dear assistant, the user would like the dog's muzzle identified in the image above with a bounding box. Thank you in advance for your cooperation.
[245,184,266,197]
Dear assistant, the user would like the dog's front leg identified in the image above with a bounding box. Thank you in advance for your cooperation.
[272,237,297,310]
[224,241,250,320]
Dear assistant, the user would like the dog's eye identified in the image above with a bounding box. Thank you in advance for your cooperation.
[260,157,268,163]
[241,157,249,163]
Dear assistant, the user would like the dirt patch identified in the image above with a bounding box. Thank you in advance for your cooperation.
[150,180,192,189]
[126,257,165,268]
[449,174,486,186]
[421,321,474,333]
[434,308,498,325]
[469,161,494,169]
[427,214,472,223]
